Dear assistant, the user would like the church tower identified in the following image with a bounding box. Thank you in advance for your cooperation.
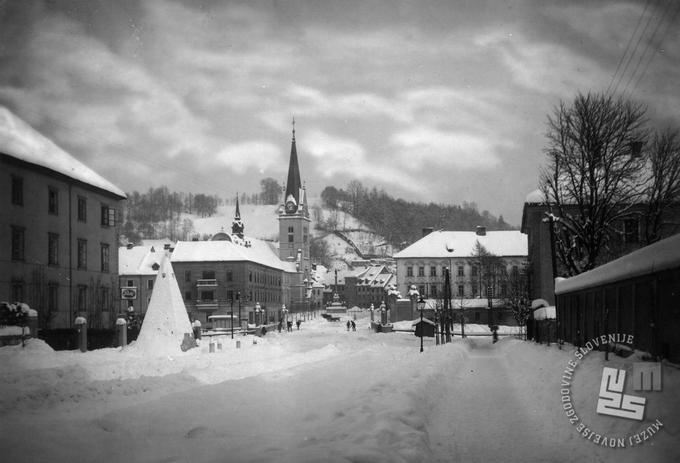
[279,120,311,303]
[231,194,244,239]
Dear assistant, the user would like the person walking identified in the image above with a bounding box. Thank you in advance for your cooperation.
[296,319,302,330]
[351,320,356,331]
[346,320,351,331]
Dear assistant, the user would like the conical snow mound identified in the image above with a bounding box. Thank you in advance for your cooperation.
[133,257,193,354]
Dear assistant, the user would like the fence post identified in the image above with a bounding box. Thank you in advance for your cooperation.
[75,316,87,352]
[116,317,127,348]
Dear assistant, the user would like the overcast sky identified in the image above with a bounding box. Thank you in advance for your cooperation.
[1,0,679,225]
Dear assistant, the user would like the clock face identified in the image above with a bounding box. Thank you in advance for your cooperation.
[285,201,296,213]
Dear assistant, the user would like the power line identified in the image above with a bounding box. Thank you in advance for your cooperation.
[611,0,659,96]
[624,0,680,98]
[606,0,652,95]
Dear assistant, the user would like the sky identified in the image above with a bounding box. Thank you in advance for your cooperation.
[1,0,679,225]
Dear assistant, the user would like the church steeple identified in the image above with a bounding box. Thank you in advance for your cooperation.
[284,118,302,215]
[232,193,244,238]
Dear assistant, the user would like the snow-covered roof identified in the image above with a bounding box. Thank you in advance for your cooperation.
[393,230,527,258]
[525,189,546,204]
[0,106,126,199]
[171,236,285,271]
[119,245,165,276]
[555,233,680,295]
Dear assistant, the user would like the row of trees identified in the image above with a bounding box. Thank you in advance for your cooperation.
[320,181,512,248]
[540,92,680,276]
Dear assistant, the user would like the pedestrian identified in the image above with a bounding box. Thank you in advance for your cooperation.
[296,319,302,330]
[287,320,293,332]
[346,320,351,331]
[351,320,356,331]
[277,320,282,333]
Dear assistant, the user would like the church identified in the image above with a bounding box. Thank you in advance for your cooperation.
[168,125,312,326]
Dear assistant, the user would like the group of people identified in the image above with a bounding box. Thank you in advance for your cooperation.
[346,319,356,331]
[277,319,302,332]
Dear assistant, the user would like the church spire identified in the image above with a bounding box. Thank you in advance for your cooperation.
[232,193,244,238]
[284,117,302,214]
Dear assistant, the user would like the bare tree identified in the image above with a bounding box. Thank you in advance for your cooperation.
[644,127,680,243]
[540,92,648,275]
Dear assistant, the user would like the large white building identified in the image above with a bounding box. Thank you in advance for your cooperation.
[393,227,528,300]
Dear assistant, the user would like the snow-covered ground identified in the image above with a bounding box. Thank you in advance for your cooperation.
[1,316,678,463]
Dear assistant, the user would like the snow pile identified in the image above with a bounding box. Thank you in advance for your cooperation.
[132,257,194,354]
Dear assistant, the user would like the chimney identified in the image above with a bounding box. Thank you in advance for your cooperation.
[422,227,434,237]
[476,226,486,236]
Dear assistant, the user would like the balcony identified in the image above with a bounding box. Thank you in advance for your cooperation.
[195,299,219,311]
[197,279,218,287]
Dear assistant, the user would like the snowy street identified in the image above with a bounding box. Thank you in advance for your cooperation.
[1,317,678,463]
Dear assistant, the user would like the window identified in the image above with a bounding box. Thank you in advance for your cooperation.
[48,233,59,266]
[11,226,25,261]
[500,282,507,298]
[100,243,110,273]
[227,290,234,302]
[202,270,215,279]
[418,266,425,277]
[11,175,23,206]
[471,266,478,277]
[430,266,437,277]
[77,196,87,222]
[458,285,464,297]
[48,283,59,314]
[419,285,426,296]
[200,290,214,301]
[226,271,233,282]
[431,285,438,297]
[101,287,110,311]
[249,271,253,282]
[457,266,464,277]
[78,239,87,269]
[101,205,117,227]
[147,279,153,290]
[472,284,478,297]
[624,219,639,244]
[475,312,481,322]
[77,285,87,312]
[185,291,192,301]
[48,187,58,215]
[185,270,191,282]
[11,280,24,302]
[406,266,413,277]
[126,279,134,287]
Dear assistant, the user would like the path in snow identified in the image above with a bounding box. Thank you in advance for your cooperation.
[427,338,588,463]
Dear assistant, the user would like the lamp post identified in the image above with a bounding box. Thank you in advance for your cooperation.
[237,291,242,335]
[230,294,234,339]
[445,243,454,343]
[418,294,426,352]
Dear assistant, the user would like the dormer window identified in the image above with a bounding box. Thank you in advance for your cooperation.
[151,263,160,271]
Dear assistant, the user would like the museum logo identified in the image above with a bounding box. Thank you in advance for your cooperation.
[560,334,664,448]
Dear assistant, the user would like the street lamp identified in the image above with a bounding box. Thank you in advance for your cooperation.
[418,294,426,353]
[237,291,242,335]
[379,301,386,325]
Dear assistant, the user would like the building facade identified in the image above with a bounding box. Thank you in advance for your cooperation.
[393,227,528,305]
[1,107,126,329]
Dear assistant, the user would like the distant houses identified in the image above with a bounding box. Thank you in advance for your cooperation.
[1,106,126,330]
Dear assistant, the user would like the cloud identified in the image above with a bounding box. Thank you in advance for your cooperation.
[474,29,610,96]
[215,141,282,174]
[391,126,501,169]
